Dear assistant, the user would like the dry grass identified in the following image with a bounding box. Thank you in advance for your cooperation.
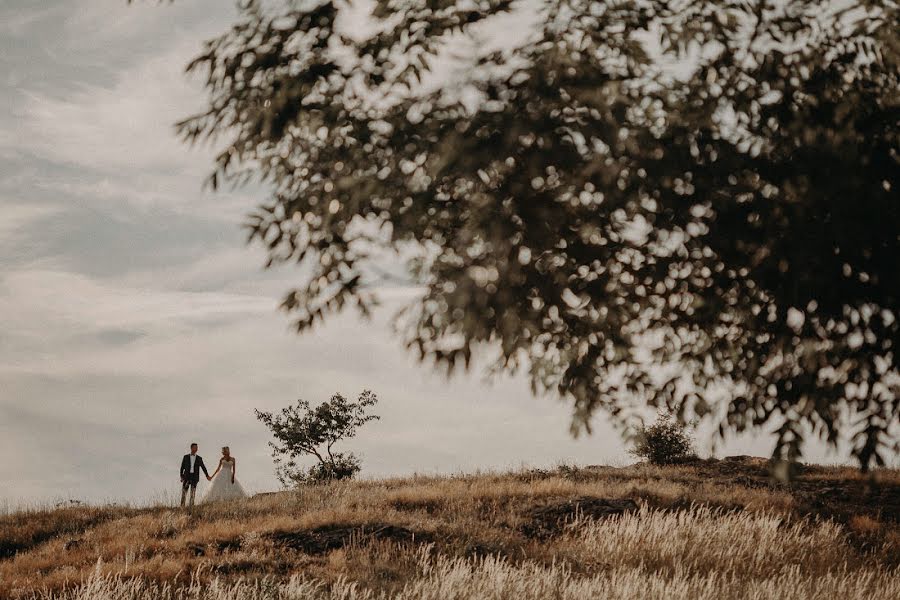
[2,459,898,599]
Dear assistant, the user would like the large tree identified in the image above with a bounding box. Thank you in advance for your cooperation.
[179,0,899,468]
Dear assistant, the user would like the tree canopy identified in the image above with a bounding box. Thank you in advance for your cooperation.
[181,0,899,468]
[255,390,379,485]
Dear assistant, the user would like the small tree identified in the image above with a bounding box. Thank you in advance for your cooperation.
[631,414,696,466]
[255,390,379,486]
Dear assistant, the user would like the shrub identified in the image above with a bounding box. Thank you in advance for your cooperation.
[284,453,361,486]
[631,415,696,465]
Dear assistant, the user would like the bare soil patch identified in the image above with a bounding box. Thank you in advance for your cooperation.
[270,523,430,555]
[522,497,638,538]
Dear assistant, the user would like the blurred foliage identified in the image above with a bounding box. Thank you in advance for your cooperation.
[255,390,378,486]
[183,1,898,468]
[631,413,696,465]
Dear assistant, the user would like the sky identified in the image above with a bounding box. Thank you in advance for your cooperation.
[0,0,847,509]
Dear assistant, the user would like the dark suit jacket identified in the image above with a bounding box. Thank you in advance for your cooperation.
[180,454,210,484]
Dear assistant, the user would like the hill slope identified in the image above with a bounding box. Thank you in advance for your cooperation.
[2,459,899,599]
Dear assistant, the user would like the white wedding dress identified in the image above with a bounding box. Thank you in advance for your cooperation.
[202,458,247,503]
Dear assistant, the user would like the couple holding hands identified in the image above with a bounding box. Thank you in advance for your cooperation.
[179,443,247,507]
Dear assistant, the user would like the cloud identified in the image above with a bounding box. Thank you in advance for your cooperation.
[2,3,231,182]
[1,2,257,219]
[0,202,63,242]
[0,130,15,159]
[14,41,210,175]
[61,0,228,51]
[119,244,284,294]
[0,3,61,37]
[31,174,254,221]
[0,269,275,338]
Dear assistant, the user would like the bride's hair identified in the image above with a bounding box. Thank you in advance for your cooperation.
[221,446,230,454]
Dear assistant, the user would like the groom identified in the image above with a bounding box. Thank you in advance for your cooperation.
[179,442,211,508]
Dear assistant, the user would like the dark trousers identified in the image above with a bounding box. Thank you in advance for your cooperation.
[180,480,198,507]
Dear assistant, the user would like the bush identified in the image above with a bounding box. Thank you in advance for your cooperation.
[281,453,361,486]
[631,415,696,465]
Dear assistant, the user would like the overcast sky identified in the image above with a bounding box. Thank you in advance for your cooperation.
[0,0,849,509]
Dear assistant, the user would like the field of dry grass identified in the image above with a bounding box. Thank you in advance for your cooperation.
[2,458,899,599]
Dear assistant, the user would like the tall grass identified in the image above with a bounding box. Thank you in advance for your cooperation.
[40,509,900,600]
[4,462,898,599]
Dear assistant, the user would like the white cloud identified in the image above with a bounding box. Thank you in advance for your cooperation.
[31,173,253,220]
[0,4,61,37]
[121,245,272,291]
[0,128,17,159]
[0,269,275,337]
[5,9,256,218]
[15,40,210,175]
[0,202,62,242]
[62,1,177,46]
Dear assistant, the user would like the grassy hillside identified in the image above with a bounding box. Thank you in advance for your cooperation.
[2,458,899,599]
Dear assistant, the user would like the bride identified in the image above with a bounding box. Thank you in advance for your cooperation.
[202,446,247,503]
